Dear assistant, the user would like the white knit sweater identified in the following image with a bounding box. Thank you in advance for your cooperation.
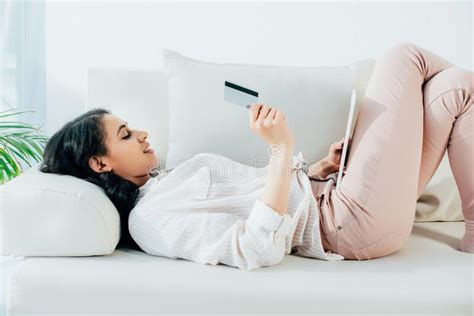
[129,152,344,271]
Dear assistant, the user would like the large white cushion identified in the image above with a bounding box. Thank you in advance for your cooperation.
[0,163,120,256]
[162,49,374,170]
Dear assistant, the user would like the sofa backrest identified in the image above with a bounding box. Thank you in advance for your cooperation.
[87,60,375,168]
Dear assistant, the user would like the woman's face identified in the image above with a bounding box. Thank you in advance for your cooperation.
[88,114,159,187]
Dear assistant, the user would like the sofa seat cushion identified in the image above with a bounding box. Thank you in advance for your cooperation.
[6,221,471,315]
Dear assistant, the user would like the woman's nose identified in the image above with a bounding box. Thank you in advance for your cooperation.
[138,130,148,141]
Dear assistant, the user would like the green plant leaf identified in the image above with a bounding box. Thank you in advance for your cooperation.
[0,136,41,162]
[0,123,39,131]
[6,131,31,137]
[0,110,34,119]
[0,157,12,184]
[0,107,48,183]
[0,149,20,177]
[2,142,33,167]
[17,135,44,160]
[27,134,49,140]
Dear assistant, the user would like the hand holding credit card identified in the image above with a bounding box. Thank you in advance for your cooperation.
[224,81,259,109]
[224,80,359,193]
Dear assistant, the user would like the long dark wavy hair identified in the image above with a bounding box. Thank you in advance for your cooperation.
[40,108,141,251]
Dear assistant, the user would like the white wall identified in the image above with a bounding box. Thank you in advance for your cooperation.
[45,1,472,135]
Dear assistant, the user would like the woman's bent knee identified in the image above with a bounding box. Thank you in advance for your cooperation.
[385,42,420,59]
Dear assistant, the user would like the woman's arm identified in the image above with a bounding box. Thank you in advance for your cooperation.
[129,197,291,271]
[262,144,294,215]
[249,103,295,216]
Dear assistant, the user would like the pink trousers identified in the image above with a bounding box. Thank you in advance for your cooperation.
[311,42,473,260]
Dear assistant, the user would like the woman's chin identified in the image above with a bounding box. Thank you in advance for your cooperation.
[145,154,159,170]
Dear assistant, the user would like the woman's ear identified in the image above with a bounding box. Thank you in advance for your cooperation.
[88,156,112,173]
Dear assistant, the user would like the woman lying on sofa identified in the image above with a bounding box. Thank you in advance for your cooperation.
[40,42,473,271]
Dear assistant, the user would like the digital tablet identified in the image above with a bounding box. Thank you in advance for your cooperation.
[336,89,359,191]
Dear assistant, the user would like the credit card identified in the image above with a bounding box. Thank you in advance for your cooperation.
[224,81,259,109]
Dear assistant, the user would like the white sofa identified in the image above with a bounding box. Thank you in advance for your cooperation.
[2,222,471,315]
[1,65,471,315]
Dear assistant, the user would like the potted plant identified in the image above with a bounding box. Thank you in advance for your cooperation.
[0,108,49,184]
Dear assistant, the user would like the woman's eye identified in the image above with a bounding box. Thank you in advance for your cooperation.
[122,132,131,139]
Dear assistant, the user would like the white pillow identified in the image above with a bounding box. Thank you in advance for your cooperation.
[162,49,374,170]
[0,164,120,256]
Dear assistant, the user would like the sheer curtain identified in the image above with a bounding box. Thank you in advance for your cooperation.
[0,0,46,132]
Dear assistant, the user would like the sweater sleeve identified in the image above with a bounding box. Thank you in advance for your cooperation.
[129,198,293,271]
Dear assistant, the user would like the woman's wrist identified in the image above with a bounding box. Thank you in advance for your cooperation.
[267,143,293,174]
[308,157,336,179]
[268,142,293,157]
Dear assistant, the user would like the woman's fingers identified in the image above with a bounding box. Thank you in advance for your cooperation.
[330,137,347,153]
[249,103,263,126]
[275,109,285,121]
[248,103,293,146]
[264,107,277,126]
[249,103,284,125]
[330,141,343,153]
[256,104,272,125]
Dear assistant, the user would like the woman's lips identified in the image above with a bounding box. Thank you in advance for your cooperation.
[144,148,154,154]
